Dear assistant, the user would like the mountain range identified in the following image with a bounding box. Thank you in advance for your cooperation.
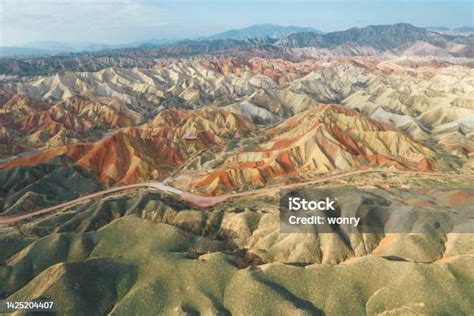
[0,24,318,58]
[2,23,472,60]
[278,23,468,50]
[1,23,473,78]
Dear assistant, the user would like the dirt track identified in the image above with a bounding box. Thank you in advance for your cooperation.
[0,169,469,225]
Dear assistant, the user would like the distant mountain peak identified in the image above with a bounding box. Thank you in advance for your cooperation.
[208,24,321,40]
[277,23,448,51]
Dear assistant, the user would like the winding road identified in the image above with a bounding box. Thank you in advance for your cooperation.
[0,169,470,225]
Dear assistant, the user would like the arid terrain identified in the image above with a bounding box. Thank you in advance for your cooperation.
[0,23,473,315]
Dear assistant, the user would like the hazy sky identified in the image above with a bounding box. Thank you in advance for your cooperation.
[1,0,473,46]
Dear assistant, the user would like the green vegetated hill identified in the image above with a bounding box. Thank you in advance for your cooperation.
[1,190,473,315]
[0,164,101,216]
